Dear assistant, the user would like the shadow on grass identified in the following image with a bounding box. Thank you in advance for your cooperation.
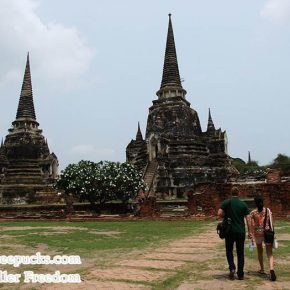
[246,270,268,278]
[211,273,229,281]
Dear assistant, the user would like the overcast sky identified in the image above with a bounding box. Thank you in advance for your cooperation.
[0,0,290,170]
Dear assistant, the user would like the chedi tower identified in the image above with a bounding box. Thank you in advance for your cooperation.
[0,54,58,203]
[126,15,236,198]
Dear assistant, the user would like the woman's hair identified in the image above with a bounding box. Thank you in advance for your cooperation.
[254,195,264,212]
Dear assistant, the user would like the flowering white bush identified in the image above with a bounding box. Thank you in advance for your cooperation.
[56,160,146,205]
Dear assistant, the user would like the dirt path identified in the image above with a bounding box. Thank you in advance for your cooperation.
[27,224,289,290]
[36,224,221,289]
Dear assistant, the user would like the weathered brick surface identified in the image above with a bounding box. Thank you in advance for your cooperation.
[140,196,159,217]
[190,182,290,218]
[126,16,235,198]
[266,168,281,183]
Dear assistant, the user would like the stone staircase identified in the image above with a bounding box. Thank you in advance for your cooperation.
[158,203,188,217]
[143,160,158,194]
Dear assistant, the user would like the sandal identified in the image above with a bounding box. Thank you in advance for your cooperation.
[258,270,265,275]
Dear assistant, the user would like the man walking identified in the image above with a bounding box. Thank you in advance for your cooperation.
[218,187,250,280]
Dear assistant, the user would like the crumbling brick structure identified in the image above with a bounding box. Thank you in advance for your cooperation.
[189,182,290,218]
[127,15,237,198]
[0,54,58,204]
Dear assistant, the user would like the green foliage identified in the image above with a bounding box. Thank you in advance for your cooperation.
[231,157,246,173]
[231,157,265,175]
[56,160,99,203]
[0,220,210,253]
[232,153,290,176]
[101,162,146,203]
[56,160,146,205]
[270,153,290,175]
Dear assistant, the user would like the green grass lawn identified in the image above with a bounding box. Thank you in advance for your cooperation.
[0,219,289,290]
[0,220,210,255]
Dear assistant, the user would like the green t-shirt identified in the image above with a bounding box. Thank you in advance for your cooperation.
[221,197,249,234]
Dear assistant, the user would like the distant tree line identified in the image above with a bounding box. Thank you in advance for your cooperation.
[270,154,290,175]
[231,153,290,176]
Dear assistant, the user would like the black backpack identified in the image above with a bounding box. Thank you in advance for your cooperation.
[217,200,232,239]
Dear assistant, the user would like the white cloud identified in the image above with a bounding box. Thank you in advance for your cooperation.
[70,144,115,160]
[260,0,290,24]
[0,0,94,91]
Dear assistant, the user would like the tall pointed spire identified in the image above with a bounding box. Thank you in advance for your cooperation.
[16,53,36,120]
[207,108,216,132]
[156,15,187,100]
[248,151,252,164]
[136,122,143,141]
[160,14,182,89]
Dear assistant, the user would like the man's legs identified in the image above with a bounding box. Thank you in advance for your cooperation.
[236,233,246,279]
[225,235,235,273]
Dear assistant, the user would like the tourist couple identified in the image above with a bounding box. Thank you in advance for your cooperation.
[218,187,276,281]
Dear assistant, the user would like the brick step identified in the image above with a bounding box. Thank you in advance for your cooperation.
[7,160,40,165]
[3,179,44,184]
[168,152,208,157]
[168,147,208,152]
[143,160,158,193]
[144,173,154,179]
[7,164,40,168]
[6,169,41,175]
[6,167,41,172]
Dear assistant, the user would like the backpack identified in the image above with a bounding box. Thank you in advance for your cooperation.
[217,200,232,239]
[217,217,232,239]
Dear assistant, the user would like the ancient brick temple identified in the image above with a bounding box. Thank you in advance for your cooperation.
[126,15,236,198]
[0,54,58,203]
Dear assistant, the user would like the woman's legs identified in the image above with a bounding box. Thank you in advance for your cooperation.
[266,244,274,270]
[256,243,264,271]
[266,244,276,281]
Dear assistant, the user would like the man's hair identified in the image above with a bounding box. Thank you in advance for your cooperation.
[231,186,239,196]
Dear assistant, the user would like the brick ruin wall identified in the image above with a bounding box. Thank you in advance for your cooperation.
[188,182,290,218]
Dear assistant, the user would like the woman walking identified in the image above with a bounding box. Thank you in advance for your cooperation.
[249,195,276,281]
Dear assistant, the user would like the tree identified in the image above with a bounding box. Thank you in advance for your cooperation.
[231,157,246,173]
[91,161,146,204]
[109,162,146,203]
[270,154,290,176]
[56,160,105,208]
[231,157,265,175]
[56,160,146,208]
